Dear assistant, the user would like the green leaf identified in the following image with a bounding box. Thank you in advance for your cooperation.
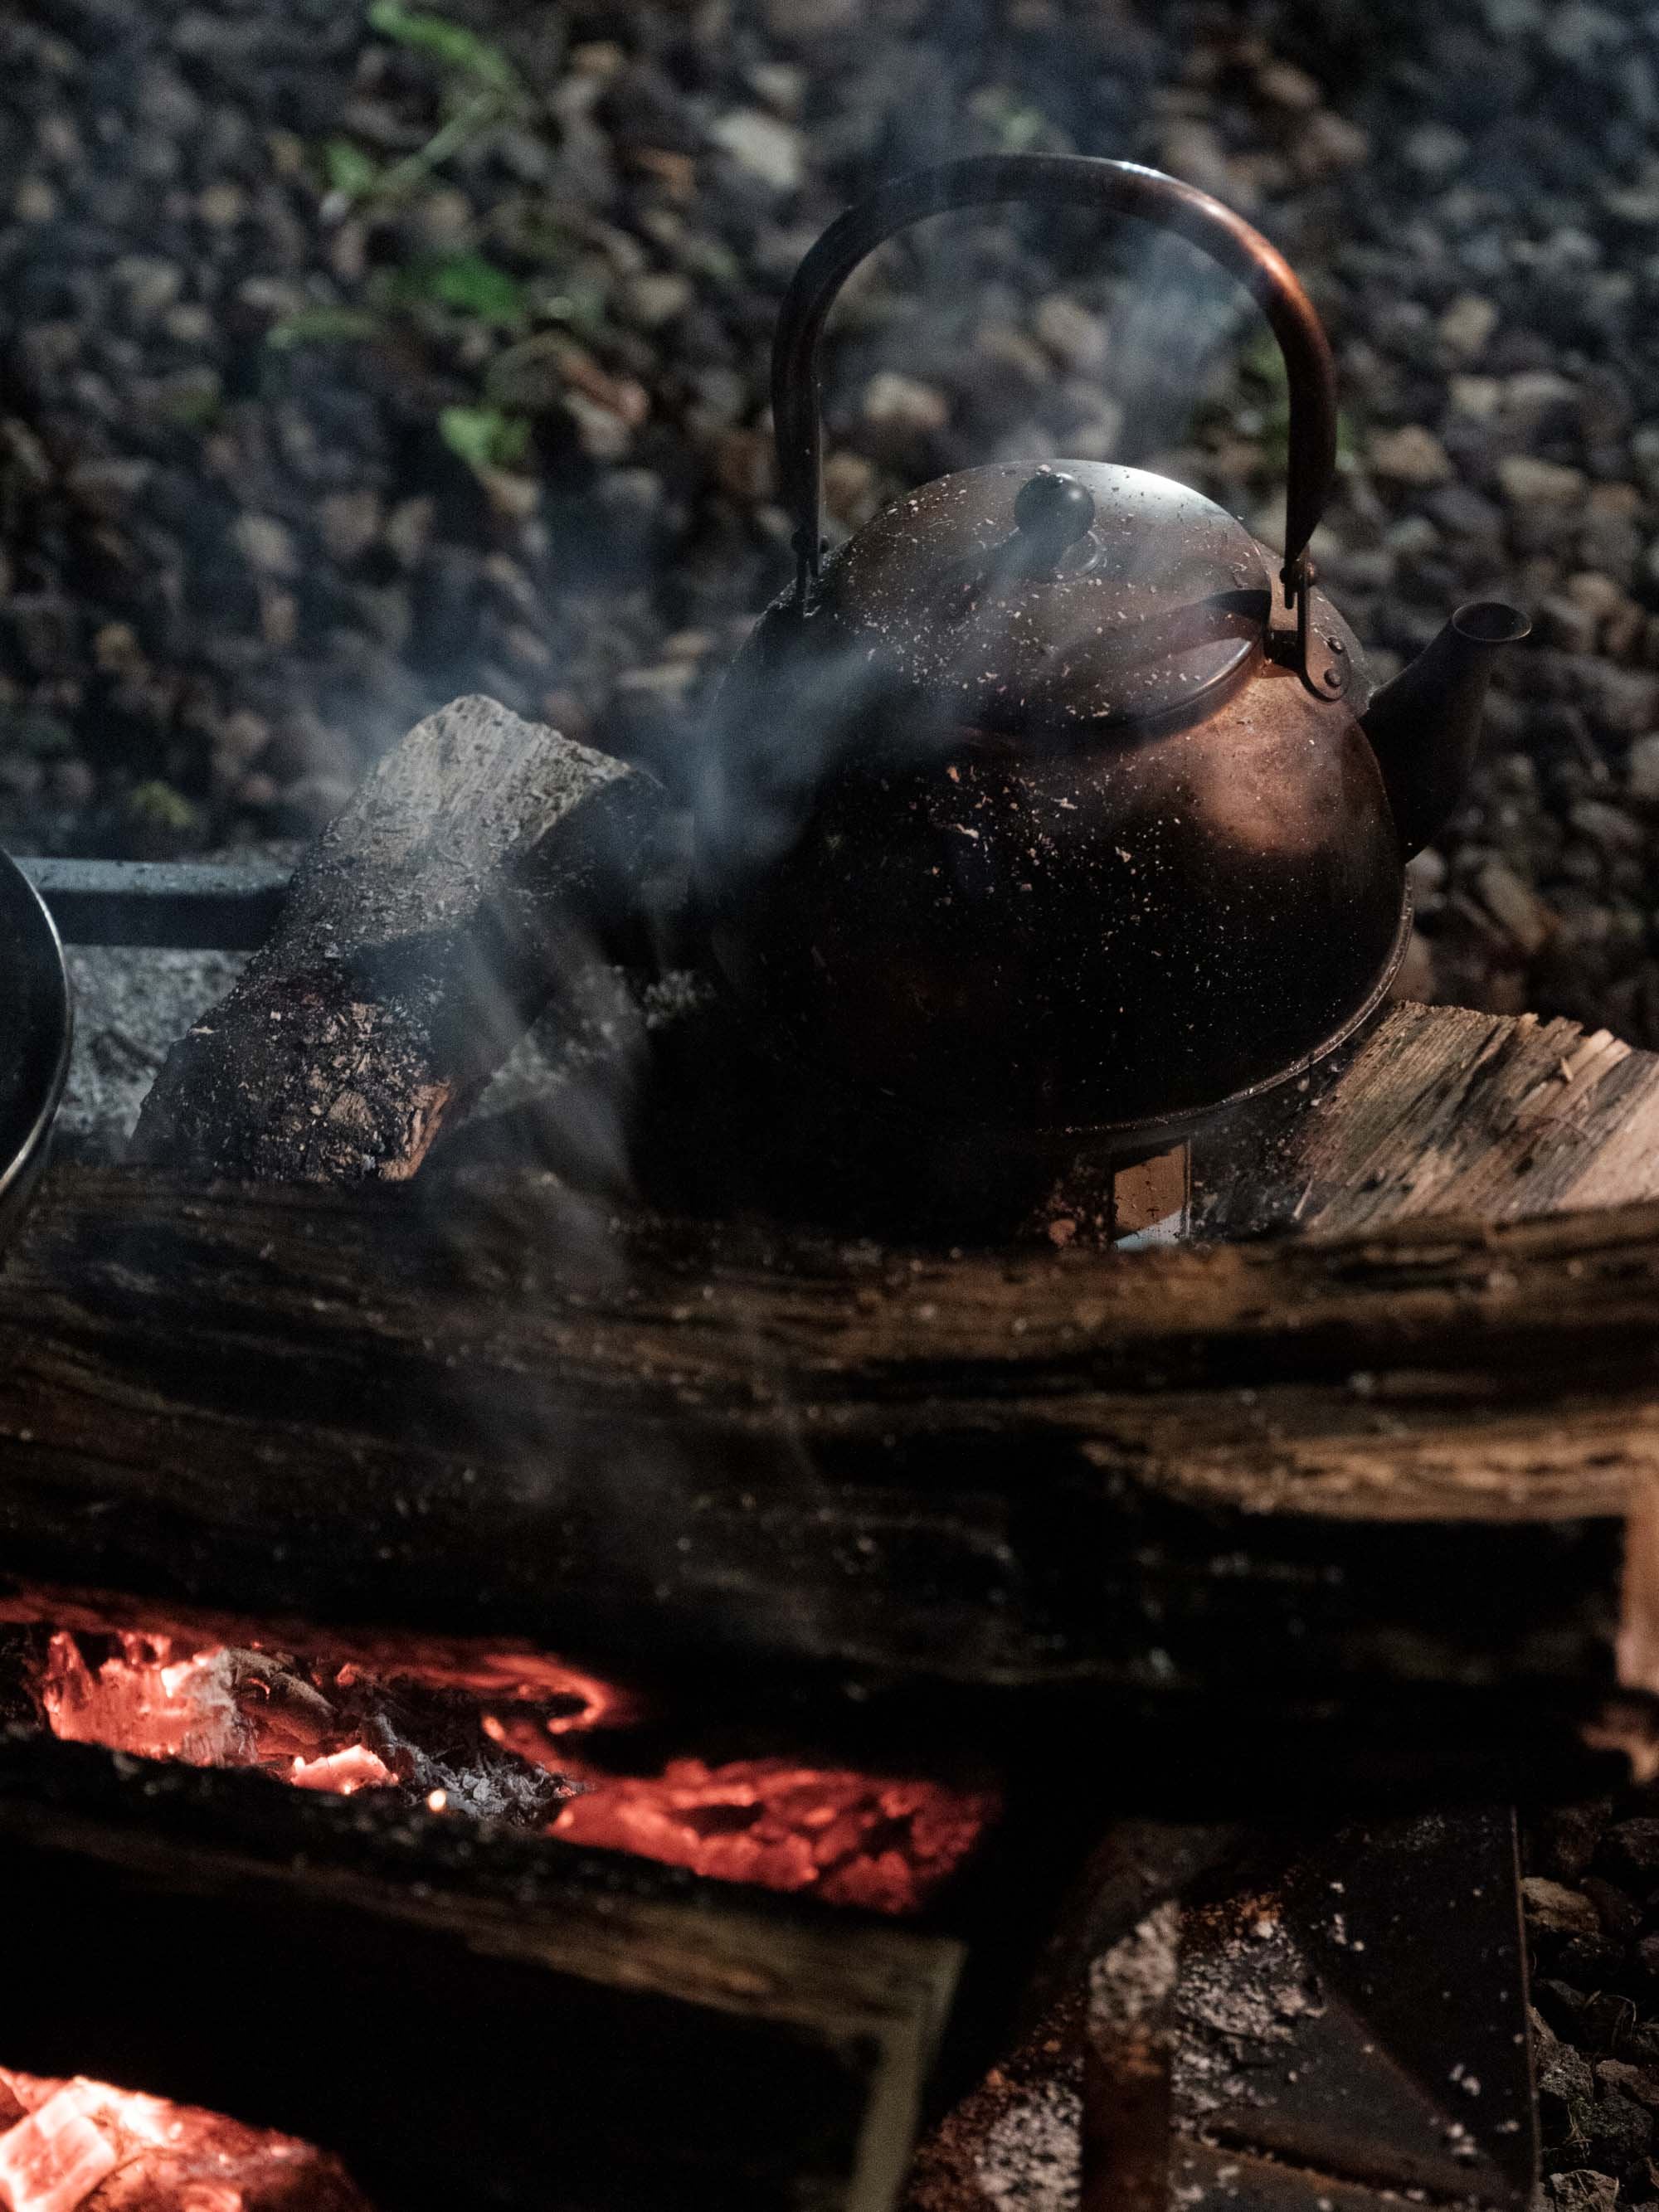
[409,251,526,328]
[438,404,532,474]
[367,1,522,95]
[324,138,382,200]
[126,780,204,838]
[266,306,383,350]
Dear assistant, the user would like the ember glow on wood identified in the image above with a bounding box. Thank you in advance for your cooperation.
[0,2069,366,2212]
[4,1587,995,1914]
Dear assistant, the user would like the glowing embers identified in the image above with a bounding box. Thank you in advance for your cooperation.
[0,2069,366,2212]
[560,1757,993,1915]
[10,1592,994,1915]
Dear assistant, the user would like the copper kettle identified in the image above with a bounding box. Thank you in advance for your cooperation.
[693,155,1528,1157]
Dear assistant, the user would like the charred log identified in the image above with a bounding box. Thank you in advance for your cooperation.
[0,1162,1656,1795]
[131,696,664,1182]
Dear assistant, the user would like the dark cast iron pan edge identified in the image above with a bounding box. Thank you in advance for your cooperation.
[0,847,71,1252]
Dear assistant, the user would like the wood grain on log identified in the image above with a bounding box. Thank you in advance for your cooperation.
[0,1159,1648,1777]
[1204,999,1659,1237]
[131,697,663,1181]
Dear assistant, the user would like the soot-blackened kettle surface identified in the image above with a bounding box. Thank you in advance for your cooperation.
[694,153,1528,1159]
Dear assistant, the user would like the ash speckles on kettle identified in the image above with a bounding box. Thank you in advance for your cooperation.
[694,157,1527,1158]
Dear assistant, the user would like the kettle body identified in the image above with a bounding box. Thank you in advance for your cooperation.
[695,157,1525,1155]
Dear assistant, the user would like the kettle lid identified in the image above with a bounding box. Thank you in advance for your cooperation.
[810,459,1272,736]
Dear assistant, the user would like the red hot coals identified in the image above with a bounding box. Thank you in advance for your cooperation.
[8,1593,995,1918]
[0,2069,367,2212]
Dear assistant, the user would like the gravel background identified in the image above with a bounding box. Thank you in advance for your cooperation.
[2,0,1658,1038]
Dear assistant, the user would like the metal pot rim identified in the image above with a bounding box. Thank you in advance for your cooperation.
[1,847,72,1242]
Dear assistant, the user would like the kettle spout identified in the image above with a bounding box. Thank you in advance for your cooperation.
[1360,600,1530,858]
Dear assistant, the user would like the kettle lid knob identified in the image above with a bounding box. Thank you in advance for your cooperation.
[1011,467,1096,565]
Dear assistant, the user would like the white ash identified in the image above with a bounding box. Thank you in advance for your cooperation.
[974,2076,1082,2212]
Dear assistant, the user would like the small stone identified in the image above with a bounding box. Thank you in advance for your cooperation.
[823,450,881,528]
[567,40,625,76]
[1532,2004,1595,2104]
[1569,800,1645,858]
[411,187,474,251]
[1583,1875,1643,1941]
[1255,60,1321,110]
[1545,2171,1618,2212]
[1158,119,1238,203]
[1606,186,1659,229]
[711,426,774,504]
[1034,294,1109,376]
[1597,2059,1659,2110]
[747,61,805,116]
[1539,595,1599,656]
[64,459,153,515]
[1401,122,1468,178]
[114,256,184,319]
[759,0,861,37]
[163,304,212,348]
[480,468,540,521]
[49,759,95,809]
[1626,733,1659,801]
[1448,375,1503,420]
[623,271,693,329]
[196,181,246,229]
[1504,370,1579,417]
[1537,1801,1612,1880]
[863,372,951,438]
[13,177,57,225]
[1389,926,1437,1001]
[384,497,435,569]
[233,514,299,581]
[1474,859,1556,954]
[1542,1,1628,64]
[565,389,634,463]
[1499,455,1587,508]
[1370,425,1455,484]
[708,110,805,194]
[1292,109,1370,176]
[36,114,81,166]
[92,623,144,675]
[259,587,298,650]
[1607,1816,1659,1874]
[318,489,382,566]
[212,710,270,775]
[1438,293,1498,360]
[1566,571,1629,620]
[1523,1879,1601,1937]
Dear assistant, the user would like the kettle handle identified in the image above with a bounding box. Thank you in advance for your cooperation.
[772,153,1338,617]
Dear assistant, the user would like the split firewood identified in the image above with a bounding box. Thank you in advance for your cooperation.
[131,696,664,1181]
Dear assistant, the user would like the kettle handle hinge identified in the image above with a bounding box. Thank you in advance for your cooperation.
[1285,552,1349,700]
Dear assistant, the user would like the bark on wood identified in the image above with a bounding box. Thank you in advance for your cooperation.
[0,1159,1651,1784]
[131,696,663,1182]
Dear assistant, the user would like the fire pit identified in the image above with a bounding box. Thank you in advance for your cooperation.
[5,828,1659,2210]
[2,124,1659,2212]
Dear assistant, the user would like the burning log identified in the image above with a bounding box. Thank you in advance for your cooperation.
[0,1731,966,2212]
[131,695,664,1181]
[1,1158,1658,1797]
[0,2069,367,2212]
